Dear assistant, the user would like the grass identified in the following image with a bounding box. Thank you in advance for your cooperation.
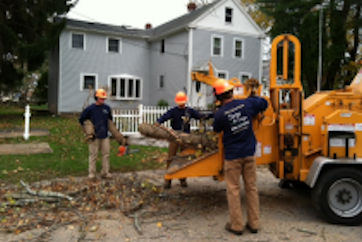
[0,104,167,184]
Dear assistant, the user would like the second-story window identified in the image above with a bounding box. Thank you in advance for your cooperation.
[234,38,243,58]
[212,35,223,56]
[225,7,233,23]
[72,33,84,49]
[108,38,120,53]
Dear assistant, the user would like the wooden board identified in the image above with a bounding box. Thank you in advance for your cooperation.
[0,143,53,155]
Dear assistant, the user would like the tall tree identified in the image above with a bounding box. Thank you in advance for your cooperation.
[0,0,77,93]
[257,0,361,96]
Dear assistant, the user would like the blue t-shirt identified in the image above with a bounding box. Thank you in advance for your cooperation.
[157,106,203,133]
[213,97,268,160]
[79,103,113,139]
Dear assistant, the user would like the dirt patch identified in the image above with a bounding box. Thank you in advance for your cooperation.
[0,168,361,242]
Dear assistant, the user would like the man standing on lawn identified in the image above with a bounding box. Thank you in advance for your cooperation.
[212,79,268,235]
[79,88,113,179]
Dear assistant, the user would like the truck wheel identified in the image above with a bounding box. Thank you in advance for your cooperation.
[312,168,362,225]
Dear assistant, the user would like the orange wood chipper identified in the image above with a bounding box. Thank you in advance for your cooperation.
[159,34,362,225]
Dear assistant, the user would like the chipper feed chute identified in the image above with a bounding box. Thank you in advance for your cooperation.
[138,123,224,181]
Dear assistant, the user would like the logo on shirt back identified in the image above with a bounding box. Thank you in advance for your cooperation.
[225,104,250,134]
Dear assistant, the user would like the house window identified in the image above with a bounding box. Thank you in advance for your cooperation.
[109,75,142,100]
[111,78,117,96]
[234,38,243,58]
[225,7,233,23]
[72,33,84,49]
[159,75,164,88]
[108,38,121,53]
[240,73,251,83]
[218,71,228,79]
[80,74,97,91]
[161,39,165,53]
[212,35,223,56]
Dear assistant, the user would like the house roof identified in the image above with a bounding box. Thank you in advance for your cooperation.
[149,0,220,39]
[64,18,149,38]
[64,0,220,40]
[64,0,264,40]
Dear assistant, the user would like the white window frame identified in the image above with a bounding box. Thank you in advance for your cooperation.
[217,70,229,79]
[233,38,244,59]
[108,75,142,100]
[239,72,252,83]
[71,32,86,50]
[80,73,98,91]
[211,34,224,57]
[225,7,233,24]
[106,36,122,53]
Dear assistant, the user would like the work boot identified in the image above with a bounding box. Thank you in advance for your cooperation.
[101,173,112,179]
[88,173,96,181]
[246,223,258,233]
[164,179,172,189]
[180,178,187,188]
[224,223,243,236]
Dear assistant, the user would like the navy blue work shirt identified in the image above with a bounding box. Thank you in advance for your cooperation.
[157,106,203,133]
[213,97,268,160]
[79,103,113,139]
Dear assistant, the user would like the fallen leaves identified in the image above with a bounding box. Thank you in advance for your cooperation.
[0,174,162,234]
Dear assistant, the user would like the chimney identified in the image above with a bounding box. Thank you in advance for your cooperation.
[187,2,197,12]
[145,23,152,29]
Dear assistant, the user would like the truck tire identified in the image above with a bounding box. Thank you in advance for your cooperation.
[312,168,362,225]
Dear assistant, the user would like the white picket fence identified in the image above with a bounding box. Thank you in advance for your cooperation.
[112,104,202,135]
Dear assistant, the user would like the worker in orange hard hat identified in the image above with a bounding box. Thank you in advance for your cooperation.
[212,78,268,235]
[156,91,209,189]
[79,88,113,180]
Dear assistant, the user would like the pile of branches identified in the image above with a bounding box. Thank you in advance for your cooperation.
[0,174,161,234]
[139,123,218,153]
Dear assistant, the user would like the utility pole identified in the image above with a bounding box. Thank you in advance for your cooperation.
[317,6,323,92]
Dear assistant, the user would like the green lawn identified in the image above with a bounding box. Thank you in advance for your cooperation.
[0,104,167,184]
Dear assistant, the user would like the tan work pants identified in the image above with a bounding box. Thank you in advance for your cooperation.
[224,156,259,231]
[166,141,186,183]
[88,138,110,176]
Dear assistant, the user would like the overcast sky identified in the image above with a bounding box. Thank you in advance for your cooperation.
[67,0,196,29]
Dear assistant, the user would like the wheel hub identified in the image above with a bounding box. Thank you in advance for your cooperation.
[336,188,353,205]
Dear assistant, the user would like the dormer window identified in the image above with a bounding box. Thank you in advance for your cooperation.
[225,7,233,23]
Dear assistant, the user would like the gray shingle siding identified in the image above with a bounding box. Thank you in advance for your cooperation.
[192,29,260,79]
[149,31,189,106]
[59,30,150,112]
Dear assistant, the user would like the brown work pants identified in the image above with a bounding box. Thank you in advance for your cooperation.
[224,156,259,231]
[88,138,110,176]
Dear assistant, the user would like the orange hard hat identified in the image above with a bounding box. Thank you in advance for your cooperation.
[95,88,107,99]
[175,91,187,104]
[213,79,234,95]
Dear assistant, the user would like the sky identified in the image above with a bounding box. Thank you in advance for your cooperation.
[67,0,197,29]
